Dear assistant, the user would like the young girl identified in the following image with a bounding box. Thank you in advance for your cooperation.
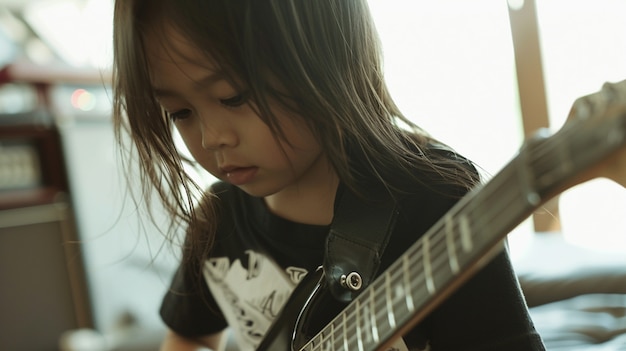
[112,1,545,350]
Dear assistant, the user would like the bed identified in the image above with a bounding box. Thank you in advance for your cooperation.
[514,233,626,350]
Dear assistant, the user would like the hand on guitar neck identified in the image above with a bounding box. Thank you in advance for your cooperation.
[564,79,626,188]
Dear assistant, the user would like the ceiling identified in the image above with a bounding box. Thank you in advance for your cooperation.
[0,0,112,70]
[0,0,88,9]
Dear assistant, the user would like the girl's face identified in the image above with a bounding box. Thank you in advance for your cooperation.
[145,27,334,202]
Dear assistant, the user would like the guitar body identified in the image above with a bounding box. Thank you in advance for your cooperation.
[257,268,347,351]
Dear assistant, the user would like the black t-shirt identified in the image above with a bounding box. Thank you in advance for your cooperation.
[160,161,545,350]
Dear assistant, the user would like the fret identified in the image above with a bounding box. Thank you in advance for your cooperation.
[445,214,460,274]
[345,305,358,350]
[369,285,380,344]
[459,214,472,252]
[288,80,626,351]
[393,278,405,304]
[478,169,524,235]
[362,300,374,345]
[517,145,542,206]
[422,235,435,294]
[384,270,397,330]
[311,326,326,351]
[326,323,334,351]
[537,132,579,188]
[304,336,313,351]
[402,254,414,313]
[323,313,343,351]
[342,313,348,351]
[356,300,364,351]
[367,279,386,326]
[310,330,322,351]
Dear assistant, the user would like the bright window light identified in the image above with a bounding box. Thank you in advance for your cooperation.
[367,1,534,255]
[23,0,113,69]
[536,0,626,252]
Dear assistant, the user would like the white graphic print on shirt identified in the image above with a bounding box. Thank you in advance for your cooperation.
[203,251,409,351]
[203,250,307,351]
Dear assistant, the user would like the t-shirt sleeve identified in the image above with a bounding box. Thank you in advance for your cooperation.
[160,182,232,337]
[159,261,228,338]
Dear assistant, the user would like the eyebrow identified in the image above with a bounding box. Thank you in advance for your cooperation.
[153,71,226,98]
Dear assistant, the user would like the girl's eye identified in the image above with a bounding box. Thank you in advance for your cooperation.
[220,92,249,107]
[168,109,192,122]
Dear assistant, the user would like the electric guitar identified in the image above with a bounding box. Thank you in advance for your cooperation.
[257,79,626,351]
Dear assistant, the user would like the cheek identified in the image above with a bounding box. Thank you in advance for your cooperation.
[175,127,220,175]
[280,119,322,159]
[188,145,220,178]
[192,151,219,175]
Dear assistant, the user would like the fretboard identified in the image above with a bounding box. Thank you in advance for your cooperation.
[298,79,626,351]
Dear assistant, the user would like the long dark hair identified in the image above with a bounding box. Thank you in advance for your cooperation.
[112,0,479,268]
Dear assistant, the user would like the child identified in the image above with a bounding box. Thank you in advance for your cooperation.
[112,1,545,350]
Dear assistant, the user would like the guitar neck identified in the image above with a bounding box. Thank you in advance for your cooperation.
[298,79,626,351]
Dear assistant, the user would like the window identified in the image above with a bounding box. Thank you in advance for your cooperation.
[536,0,626,251]
[368,1,534,254]
[368,0,626,254]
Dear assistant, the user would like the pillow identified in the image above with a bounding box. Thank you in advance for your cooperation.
[512,233,626,307]
[529,293,626,350]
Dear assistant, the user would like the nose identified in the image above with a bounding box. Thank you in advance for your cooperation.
[200,117,238,150]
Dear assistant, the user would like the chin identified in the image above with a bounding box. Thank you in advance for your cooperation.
[235,183,279,199]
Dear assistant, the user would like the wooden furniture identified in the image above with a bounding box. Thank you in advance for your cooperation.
[0,71,94,350]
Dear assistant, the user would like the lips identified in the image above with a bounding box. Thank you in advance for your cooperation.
[220,165,258,185]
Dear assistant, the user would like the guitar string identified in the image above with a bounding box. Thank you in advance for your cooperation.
[315,204,533,351]
[316,182,530,350]
[305,162,525,351]
[525,113,620,206]
[296,85,626,351]
[314,193,521,351]
[525,86,626,180]
[302,104,624,350]
[306,158,528,350]
[355,115,619,350]
[525,119,582,184]
[367,174,523,348]
[311,83,626,350]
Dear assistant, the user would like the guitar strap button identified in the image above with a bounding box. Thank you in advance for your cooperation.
[340,271,363,291]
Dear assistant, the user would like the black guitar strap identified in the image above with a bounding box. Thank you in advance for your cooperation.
[324,185,400,303]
